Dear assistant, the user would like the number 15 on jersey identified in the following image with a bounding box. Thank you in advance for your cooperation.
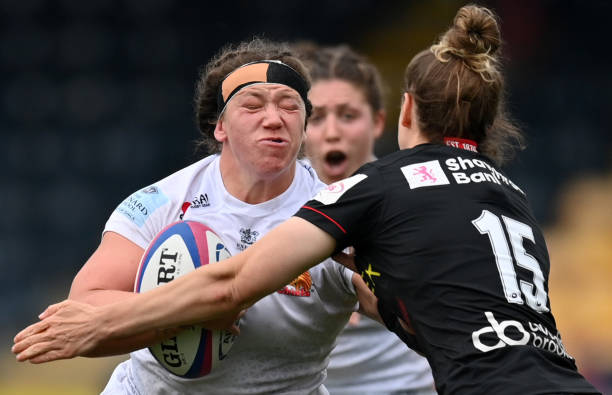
[472,210,549,313]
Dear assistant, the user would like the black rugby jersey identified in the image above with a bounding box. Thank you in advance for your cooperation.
[295,144,599,395]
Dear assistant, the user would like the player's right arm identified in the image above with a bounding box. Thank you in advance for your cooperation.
[69,231,143,304]
[67,232,181,356]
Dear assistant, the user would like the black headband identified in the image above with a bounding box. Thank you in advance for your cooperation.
[217,60,311,118]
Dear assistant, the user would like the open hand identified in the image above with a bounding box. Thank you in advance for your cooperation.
[12,299,105,363]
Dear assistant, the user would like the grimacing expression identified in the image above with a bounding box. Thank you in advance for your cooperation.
[215,84,307,178]
[305,79,383,184]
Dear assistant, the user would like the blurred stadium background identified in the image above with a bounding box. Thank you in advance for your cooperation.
[1,0,610,393]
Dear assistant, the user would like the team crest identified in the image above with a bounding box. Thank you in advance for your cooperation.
[240,228,259,244]
[401,160,450,189]
[278,271,312,297]
[237,228,260,251]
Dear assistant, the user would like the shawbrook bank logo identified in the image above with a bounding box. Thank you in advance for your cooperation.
[471,311,573,359]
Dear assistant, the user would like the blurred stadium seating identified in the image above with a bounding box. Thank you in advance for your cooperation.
[1,0,610,393]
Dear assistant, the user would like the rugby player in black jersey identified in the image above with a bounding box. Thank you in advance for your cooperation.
[14,4,600,395]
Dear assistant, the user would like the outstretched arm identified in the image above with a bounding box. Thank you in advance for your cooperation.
[66,231,189,357]
[13,217,336,363]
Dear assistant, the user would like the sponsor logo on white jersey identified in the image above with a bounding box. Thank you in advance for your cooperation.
[190,193,210,208]
[179,193,211,219]
[116,185,168,227]
[401,160,450,189]
[312,174,368,205]
[471,311,573,359]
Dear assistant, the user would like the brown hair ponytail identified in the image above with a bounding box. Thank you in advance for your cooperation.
[404,4,523,165]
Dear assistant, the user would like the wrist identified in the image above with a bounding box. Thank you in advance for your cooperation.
[96,302,122,341]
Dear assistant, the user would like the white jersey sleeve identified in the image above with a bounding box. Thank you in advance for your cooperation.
[103,155,217,248]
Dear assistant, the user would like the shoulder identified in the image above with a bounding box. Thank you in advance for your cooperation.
[129,154,219,207]
[104,155,220,246]
[155,155,219,192]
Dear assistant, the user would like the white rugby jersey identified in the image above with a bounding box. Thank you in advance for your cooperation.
[325,315,435,395]
[102,155,357,395]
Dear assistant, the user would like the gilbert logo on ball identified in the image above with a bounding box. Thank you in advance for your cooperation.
[134,220,238,378]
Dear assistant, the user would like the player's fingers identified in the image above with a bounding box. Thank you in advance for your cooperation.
[227,321,241,336]
[12,327,58,356]
[38,301,65,320]
[227,312,244,335]
[12,339,29,355]
[13,320,49,344]
[348,311,361,326]
[14,300,68,344]
[28,348,74,364]
[14,339,57,362]
[331,251,358,272]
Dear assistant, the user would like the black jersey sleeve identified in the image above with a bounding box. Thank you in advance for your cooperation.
[294,167,384,254]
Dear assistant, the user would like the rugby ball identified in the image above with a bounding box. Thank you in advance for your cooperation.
[134,220,238,378]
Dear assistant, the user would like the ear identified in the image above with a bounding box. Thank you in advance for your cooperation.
[214,118,227,143]
[372,109,386,139]
[400,93,413,128]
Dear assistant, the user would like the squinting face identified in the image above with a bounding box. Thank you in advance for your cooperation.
[215,84,306,179]
[305,79,383,184]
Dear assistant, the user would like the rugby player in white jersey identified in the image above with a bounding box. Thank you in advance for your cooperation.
[14,38,379,395]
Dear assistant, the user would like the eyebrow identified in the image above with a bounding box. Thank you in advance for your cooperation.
[312,103,357,111]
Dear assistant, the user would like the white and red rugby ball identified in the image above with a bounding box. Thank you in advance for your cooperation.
[134,220,237,378]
